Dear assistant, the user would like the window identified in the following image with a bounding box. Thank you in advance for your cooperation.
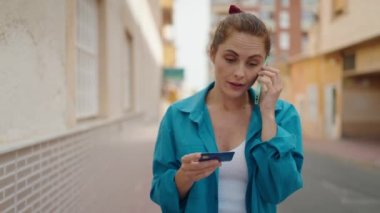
[260,11,271,20]
[332,0,346,16]
[343,53,355,71]
[279,32,290,50]
[261,0,274,4]
[302,33,308,51]
[122,32,134,111]
[75,0,100,119]
[279,11,290,29]
[281,0,289,8]
[260,11,275,29]
[332,87,337,125]
[302,11,317,30]
[307,85,318,122]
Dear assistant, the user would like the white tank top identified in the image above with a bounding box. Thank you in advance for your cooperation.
[218,141,248,213]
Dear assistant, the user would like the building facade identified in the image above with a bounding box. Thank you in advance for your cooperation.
[0,0,162,211]
[290,0,380,140]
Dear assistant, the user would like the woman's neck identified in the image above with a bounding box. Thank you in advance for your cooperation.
[207,86,251,111]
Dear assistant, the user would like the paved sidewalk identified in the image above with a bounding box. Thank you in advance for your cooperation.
[78,118,161,213]
[304,138,380,169]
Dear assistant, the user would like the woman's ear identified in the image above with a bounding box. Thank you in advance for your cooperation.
[209,47,216,63]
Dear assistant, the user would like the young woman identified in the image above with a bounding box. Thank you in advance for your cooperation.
[150,5,303,213]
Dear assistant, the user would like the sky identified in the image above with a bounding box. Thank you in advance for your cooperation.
[174,0,211,94]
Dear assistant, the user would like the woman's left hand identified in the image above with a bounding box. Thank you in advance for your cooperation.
[257,66,283,113]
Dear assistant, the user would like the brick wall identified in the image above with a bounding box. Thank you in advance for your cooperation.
[0,131,94,212]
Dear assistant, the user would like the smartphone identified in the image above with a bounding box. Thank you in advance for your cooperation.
[254,56,271,105]
[254,83,261,105]
[199,151,235,162]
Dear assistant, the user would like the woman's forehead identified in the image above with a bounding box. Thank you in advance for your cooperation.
[220,32,266,57]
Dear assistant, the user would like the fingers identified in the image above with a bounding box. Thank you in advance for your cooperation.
[182,161,220,182]
[258,75,274,92]
[262,65,279,74]
[258,66,283,92]
[182,159,220,172]
[180,153,221,182]
[181,153,201,163]
[259,70,277,84]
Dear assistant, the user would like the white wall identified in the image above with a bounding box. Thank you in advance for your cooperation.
[174,0,211,94]
[0,0,67,143]
[124,0,163,121]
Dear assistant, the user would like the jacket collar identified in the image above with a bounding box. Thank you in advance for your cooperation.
[176,82,282,120]
[176,82,214,124]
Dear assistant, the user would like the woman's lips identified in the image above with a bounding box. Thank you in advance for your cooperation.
[228,82,245,90]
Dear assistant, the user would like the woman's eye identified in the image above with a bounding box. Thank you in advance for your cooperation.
[225,58,236,63]
[248,63,258,67]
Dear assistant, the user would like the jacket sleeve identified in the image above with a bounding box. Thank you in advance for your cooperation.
[150,107,184,212]
[252,104,303,204]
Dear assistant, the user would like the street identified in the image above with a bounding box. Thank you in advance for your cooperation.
[83,121,380,213]
[279,151,380,213]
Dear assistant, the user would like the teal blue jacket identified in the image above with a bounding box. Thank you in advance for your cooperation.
[150,83,303,213]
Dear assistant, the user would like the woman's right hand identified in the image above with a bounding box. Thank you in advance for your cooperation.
[175,153,221,199]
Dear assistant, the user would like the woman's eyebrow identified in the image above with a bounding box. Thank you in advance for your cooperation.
[224,49,263,60]
[248,55,263,60]
[224,49,238,56]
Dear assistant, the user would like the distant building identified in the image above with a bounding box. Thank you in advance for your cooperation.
[210,0,319,64]
[161,0,184,105]
[289,0,380,140]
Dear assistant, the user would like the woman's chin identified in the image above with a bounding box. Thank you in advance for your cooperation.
[223,88,247,98]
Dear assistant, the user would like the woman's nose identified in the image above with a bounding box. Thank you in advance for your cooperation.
[234,63,245,78]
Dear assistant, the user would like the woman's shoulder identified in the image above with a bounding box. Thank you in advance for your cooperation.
[171,94,197,109]
[168,89,207,113]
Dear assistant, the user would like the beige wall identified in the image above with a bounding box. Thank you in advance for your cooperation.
[356,39,380,74]
[0,0,68,143]
[0,0,162,143]
[318,0,380,53]
[125,0,163,121]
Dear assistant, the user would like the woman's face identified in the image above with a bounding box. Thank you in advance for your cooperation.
[211,31,266,98]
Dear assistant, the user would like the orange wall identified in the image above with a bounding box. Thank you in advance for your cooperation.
[290,57,323,139]
[321,53,343,139]
[290,54,342,139]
